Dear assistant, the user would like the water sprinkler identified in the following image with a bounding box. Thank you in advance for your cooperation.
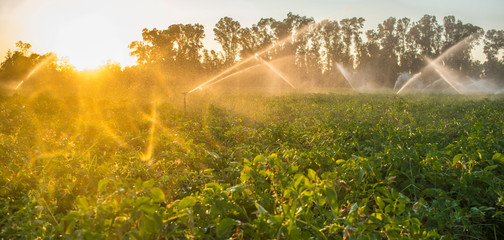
[257,57,296,89]
[182,92,188,115]
[15,54,57,90]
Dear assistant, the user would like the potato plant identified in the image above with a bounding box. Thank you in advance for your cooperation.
[1,93,503,239]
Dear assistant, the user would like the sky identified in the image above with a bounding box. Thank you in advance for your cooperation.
[0,0,503,70]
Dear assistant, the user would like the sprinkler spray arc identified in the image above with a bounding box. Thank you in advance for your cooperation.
[426,58,463,94]
[184,18,325,97]
[335,63,355,90]
[182,54,297,114]
[254,54,296,89]
[15,54,57,90]
[396,34,477,94]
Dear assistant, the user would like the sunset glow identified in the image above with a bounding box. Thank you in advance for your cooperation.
[52,15,125,70]
[1,0,503,71]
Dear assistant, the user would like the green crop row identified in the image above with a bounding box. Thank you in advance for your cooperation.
[1,93,503,239]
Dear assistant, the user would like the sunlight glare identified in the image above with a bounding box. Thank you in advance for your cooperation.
[53,15,123,70]
[142,99,158,164]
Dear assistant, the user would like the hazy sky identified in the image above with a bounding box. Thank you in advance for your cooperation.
[1,0,503,70]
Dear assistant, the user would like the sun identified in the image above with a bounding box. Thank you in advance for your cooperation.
[52,15,123,70]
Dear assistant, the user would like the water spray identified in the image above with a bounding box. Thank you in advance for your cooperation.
[203,64,262,89]
[186,19,324,95]
[181,19,329,113]
[396,34,478,94]
[396,72,422,94]
[15,54,56,90]
[256,56,296,89]
[335,63,355,89]
[432,69,462,94]
[183,55,297,114]
[423,79,443,90]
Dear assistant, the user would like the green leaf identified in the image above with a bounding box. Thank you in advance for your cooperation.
[492,153,504,164]
[140,214,156,235]
[240,171,249,182]
[178,196,196,209]
[267,215,282,224]
[287,220,300,239]
[349,203,359,213]
[240,165,252,183]
[217,218,239,237]
[142,179,155,189]
[205,182,222,192]
[97,178,109,193]
[227,184,245,193]
[283,189,292,198]
[492,211,503,217]
[307,169,317,181]
[372,212,384,221]
[385,204,392,214]
[293,174,307,189]
[76,196,88,211]
[207,151,220,159]
[150,187,165,203]
[336,159,346,165]
[484,165,498,172]
[376,196,385,210]
[152,213,163,229]
[254,201,268,214]
[135,196,151,207]
[253,155,267,164]
[134,178,142,191]
[325,188,338,208]
[453,154,463,162]
[139,204,157,214]
[63,211,80,222]
[64,220,76,234]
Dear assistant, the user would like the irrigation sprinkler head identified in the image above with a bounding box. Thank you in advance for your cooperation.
[182,92,188,114]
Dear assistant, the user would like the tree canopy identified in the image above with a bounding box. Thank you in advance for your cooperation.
[1,13,504,97]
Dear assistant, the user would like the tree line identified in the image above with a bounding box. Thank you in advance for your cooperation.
[1,13,504,98]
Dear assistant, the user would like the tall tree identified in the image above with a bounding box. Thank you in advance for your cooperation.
[408,15,443,58]
[0,42,74,95]
[238,18,276,59]
[0,42,38,82]
[395,18,418,73]
[129,24,205,66]
[319,20,345,73]
[483,29,504,82]
[129,28,173,64]
[376,17,400,86]
[483,29,504,62]
[168,24,205,66]
[340,17,365,67]
[214,17,241,64]
[281,12,314,57]
[442,16,483,75]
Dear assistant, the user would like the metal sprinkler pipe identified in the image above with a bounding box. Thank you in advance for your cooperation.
[182,92,188,115]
